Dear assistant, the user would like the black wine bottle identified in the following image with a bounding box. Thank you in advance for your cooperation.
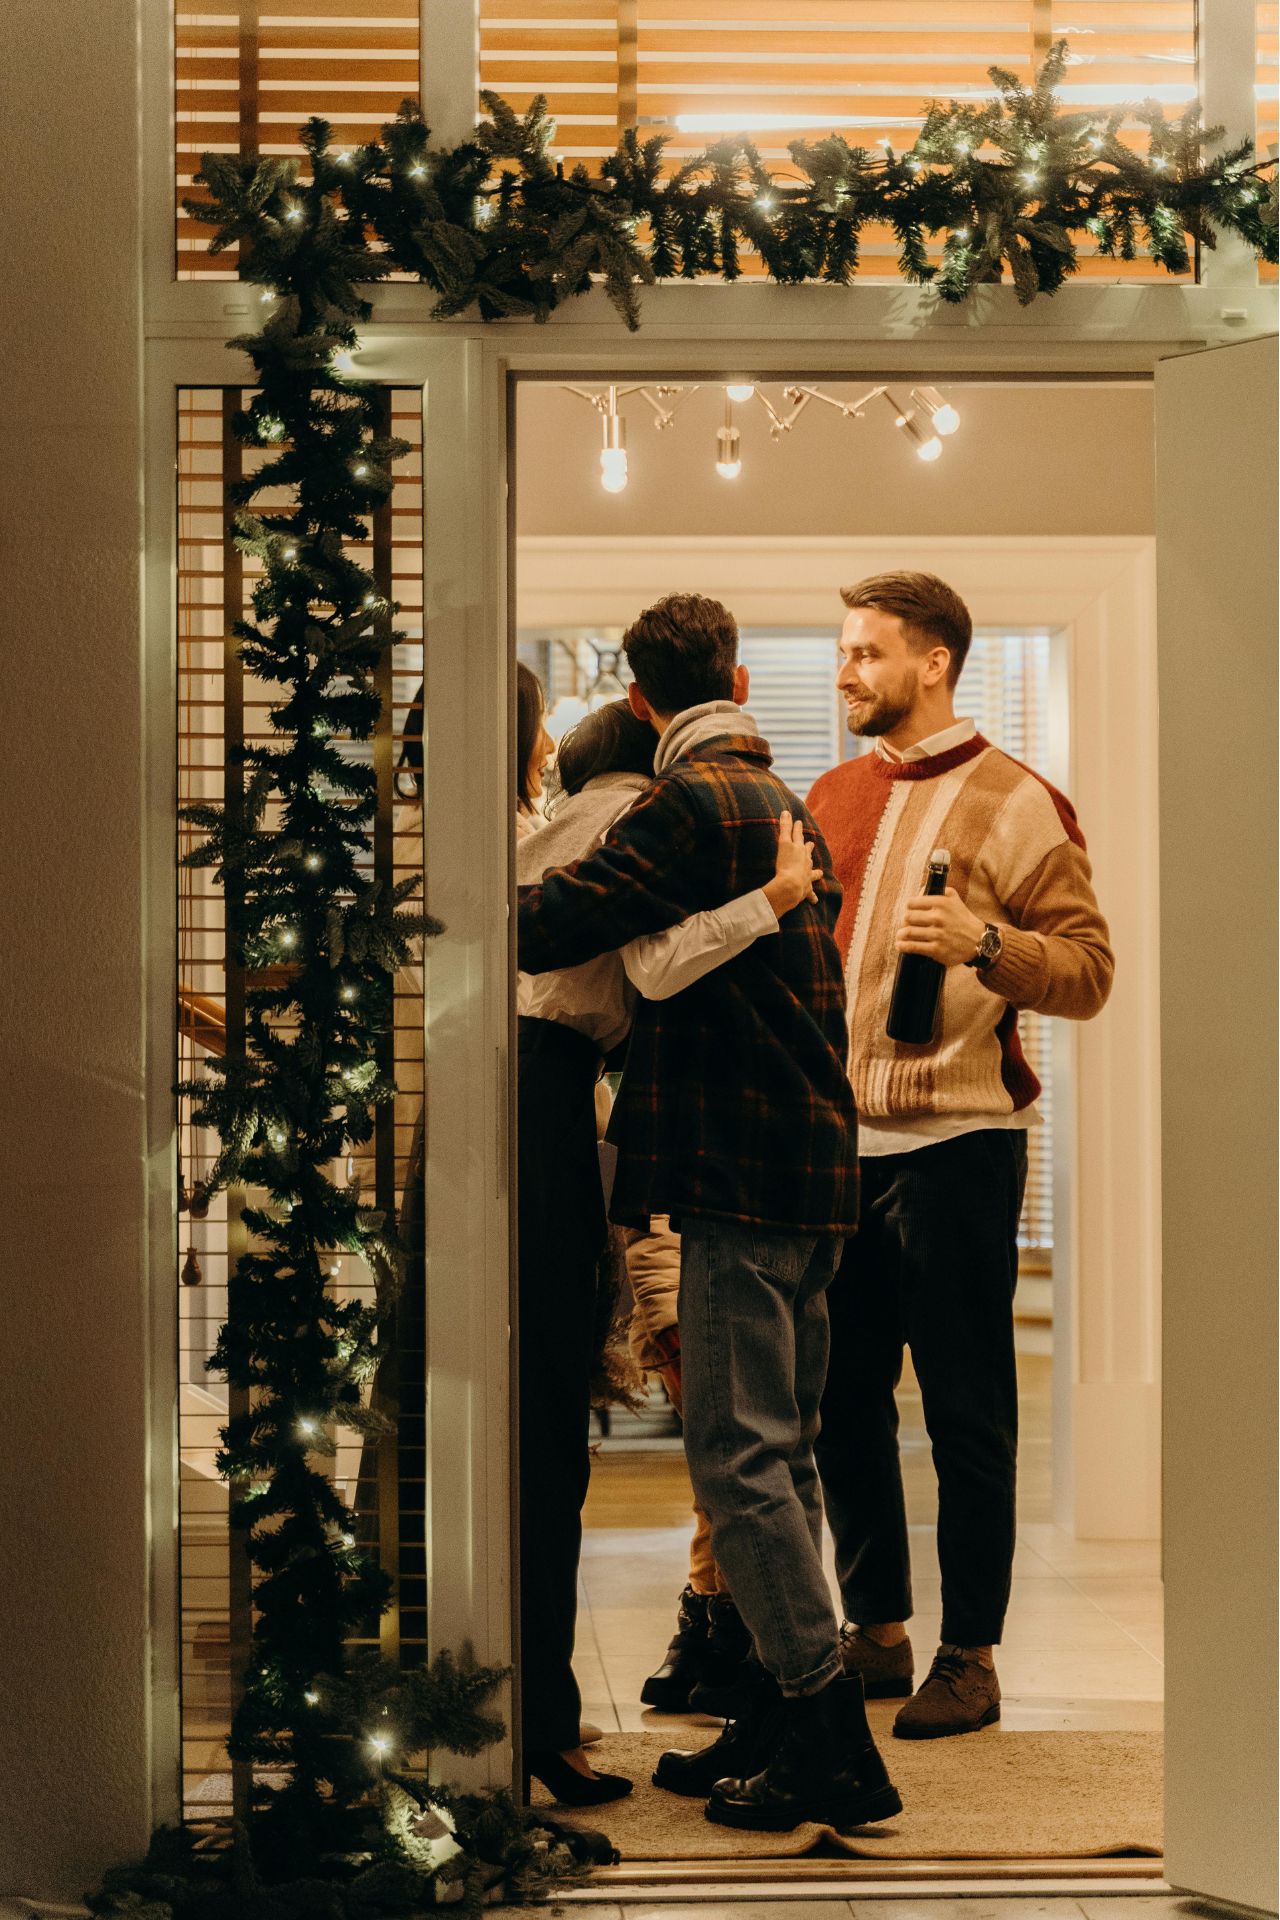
[886,849,951,1045]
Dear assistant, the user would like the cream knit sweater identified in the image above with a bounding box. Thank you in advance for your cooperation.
[808,734,1114,1123]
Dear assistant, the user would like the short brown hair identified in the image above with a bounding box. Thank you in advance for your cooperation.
[622,592,738,717]
[840,571,973,688]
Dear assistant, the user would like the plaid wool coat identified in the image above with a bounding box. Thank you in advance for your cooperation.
[517,733,859,1235]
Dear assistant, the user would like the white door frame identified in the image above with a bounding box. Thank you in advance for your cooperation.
[143,303,1266,1807]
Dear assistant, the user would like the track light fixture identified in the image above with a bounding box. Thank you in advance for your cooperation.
[598,387,629,493]
[561,380,961,491]
[912,385,961,436]
[716,395,743,478]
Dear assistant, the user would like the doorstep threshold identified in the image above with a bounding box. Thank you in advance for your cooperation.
[560,1856,1168,1899]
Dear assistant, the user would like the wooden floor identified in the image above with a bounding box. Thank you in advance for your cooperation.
[577,1353,1165,1738]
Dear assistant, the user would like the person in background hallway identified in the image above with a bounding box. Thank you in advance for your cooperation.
[514,674,821,1807]
[806,571,1115,1740]
[518,596,901,1835]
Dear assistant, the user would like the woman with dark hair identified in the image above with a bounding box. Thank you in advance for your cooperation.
[515,680,821,1807]
[516,660,555,833]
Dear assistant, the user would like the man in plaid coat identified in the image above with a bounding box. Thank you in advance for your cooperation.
[517,593,900,1833]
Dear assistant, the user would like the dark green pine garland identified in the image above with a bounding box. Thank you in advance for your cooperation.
[120,201,608,1917]
[105,32,1272,1916]
[189,41,1276,331]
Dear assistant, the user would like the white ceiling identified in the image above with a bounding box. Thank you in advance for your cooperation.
[515,379,1155,540]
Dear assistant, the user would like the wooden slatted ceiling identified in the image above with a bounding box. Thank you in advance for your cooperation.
[1261,3,1277,284]
[479,1,1196,278]
[177,4,421,277]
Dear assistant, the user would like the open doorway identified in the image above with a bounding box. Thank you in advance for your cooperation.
[510,372,1163,1873]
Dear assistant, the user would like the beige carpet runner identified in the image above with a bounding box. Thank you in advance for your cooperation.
[532,1719,1163,1861]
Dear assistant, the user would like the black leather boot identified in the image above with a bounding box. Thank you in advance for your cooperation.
[685,1598,758,1717]
[705,1673,902,1833]
[653,1672,783,1798]
[641,1586,712,1712]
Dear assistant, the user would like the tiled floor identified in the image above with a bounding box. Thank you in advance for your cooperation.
[577,1356,1164,1740]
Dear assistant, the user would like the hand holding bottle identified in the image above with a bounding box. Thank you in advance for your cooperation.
[896,886,987,966]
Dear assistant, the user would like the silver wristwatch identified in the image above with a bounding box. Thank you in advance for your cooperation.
[966,923,1003,972]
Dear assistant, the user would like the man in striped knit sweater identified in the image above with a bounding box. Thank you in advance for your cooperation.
[807,571,1114,1740]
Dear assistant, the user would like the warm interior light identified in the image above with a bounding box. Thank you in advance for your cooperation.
[916,436,943,462]
[725,382,756,403]
[600,402,628,492]
[932,402,960,436]
[716,424,742,479]
[599,447,629,492]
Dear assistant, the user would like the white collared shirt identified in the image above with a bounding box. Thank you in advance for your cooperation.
[872,714,978,764]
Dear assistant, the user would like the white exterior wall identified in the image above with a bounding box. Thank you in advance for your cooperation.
[0,0,173,1899]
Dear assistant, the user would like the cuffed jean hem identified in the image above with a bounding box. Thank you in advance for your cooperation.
[778,1649,844,1699]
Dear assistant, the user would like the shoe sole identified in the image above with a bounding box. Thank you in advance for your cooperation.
[893,1702,1001,1739]
[705,1783,903,1832]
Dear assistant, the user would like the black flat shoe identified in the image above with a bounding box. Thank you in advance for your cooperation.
[523,1750,634,1806]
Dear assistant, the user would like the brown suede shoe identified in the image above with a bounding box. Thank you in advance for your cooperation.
[839,1624,915,1700]
[893,1647,1001,1739]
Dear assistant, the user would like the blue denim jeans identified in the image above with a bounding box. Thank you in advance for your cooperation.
[678,1220,844,1697]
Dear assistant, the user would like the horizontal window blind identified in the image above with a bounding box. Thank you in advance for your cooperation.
[963,629,1055,1257]
[176,4,422,277]
[176,388,425,1820]
[519,621,1058,1263]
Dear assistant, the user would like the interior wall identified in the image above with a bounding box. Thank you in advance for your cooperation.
[0,0,158,1900]
[517,381,1154,540]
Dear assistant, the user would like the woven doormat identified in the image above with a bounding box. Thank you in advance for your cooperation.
[530,1724,1163,1861]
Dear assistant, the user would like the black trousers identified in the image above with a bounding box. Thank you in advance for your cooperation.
[516,1016,606,1752]
[815,1129,1028,1649]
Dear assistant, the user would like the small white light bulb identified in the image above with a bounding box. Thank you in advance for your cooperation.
[298,1417,317,1437]
[283,545,298,560]
[755,192,776,213]
[599,408,628,493]
[304,1690,319,1705]
[954,227,970,241]
[305,852,322,870]
[341,1532,356,1548]
[916,435,943,462]
[341,984,356,1002]
[599,449,629,493]
[715,425,742,480]
[353,463,369,478]
[285,207,301,223]
[725,382,756,403]
[280,928,297,948]
[369,1735,391,1755]
[410,164,425,178]
[932,402,960,436]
